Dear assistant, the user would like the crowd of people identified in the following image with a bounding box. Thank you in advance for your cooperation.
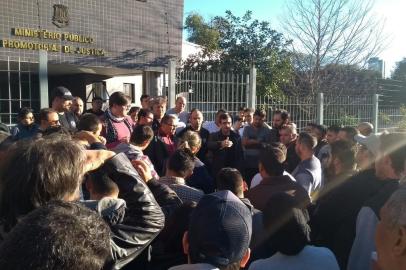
[0,85,405,270]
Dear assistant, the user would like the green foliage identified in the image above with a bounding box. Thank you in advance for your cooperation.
[184,13,221,52]
[183,11,293,97]
[392,58,406,81]
[379,111,393,126]
[326,113,359,127]
[398,106,406,129]
[337,115,359,127]
[288,63,380,97]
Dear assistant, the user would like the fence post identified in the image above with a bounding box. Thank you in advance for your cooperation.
[39,50,49,108]
[372,94,379,133]
[248,64,257,109]
[245,74,250,110]
[168,59,176,108]
[317,92,324,125]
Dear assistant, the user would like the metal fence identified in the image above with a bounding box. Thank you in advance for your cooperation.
[378,105,405,131]
[0,57,40,125]
[256,95,317,131]
[173,67,405,131]
[174,68,405,132]
[256,94,405,132]
[175,69,249,121]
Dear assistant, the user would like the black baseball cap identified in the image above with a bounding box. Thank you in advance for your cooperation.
[188,191,252,267]
[52,86,74,100]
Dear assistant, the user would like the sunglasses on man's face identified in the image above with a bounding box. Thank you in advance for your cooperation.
[164,122,176,128]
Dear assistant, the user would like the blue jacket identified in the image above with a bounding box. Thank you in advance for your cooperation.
[187,158,215,194]
[11,123,39,140]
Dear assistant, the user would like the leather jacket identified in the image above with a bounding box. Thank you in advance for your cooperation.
[97,153,165,269]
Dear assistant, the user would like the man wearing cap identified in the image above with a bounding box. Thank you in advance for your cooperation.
[51,86,77,132]
[169,190,252,270]
[354,132,381,169]
[347,133,406,270]
[309,132,382,269]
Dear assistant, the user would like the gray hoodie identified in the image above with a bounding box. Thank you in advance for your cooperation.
[113,142,159,178]
[82,197,126,225]
[113,142,143,160]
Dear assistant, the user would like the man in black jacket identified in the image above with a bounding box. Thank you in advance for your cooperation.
[0,135,165,270]
[208,113,244,178]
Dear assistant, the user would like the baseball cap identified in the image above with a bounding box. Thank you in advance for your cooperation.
[188,190,252,267]
[52,86,74,100]
[354,133,381,156]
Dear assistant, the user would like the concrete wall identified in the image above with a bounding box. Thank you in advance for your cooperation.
[0,0,183,70]
[105,75,143,106]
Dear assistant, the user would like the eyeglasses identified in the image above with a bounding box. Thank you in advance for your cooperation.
[163,122,176,128]
[48,120,60,125]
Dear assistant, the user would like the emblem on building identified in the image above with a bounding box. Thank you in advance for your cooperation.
[52,4,69,28]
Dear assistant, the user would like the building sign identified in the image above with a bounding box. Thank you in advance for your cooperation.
[13,28,94,43]
[52,4,69,28]
[1,28,105,56]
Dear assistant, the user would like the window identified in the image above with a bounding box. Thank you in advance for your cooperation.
[123,83,135,103]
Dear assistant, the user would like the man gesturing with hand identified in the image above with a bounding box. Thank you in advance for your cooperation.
[208,113,244,177]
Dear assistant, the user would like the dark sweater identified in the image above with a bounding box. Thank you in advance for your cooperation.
[285,140,300,173]
[186,158,215,194]
[311,169,394,269]
[245,175,311,211]
[207,130,244,177]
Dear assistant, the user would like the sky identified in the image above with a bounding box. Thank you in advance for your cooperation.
[184,0,406,77]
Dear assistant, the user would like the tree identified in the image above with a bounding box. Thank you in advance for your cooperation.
[286,63,380,97]
[183,11,293,96]
[184,13,221,52]
[392,58,406,81]
[282,0,387,95]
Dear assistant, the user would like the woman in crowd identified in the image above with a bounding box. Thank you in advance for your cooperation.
[11,107,39,140]
[128,106,140,124]
[178,130,215,193]
[100,91,134,149]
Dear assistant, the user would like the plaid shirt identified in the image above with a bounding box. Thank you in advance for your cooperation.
[159,176,204,203]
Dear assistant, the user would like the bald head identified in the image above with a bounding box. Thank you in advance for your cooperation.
[71,97,84,116]
[175,96,186,113]
[357,122,374,136]
[375,188,406,270]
